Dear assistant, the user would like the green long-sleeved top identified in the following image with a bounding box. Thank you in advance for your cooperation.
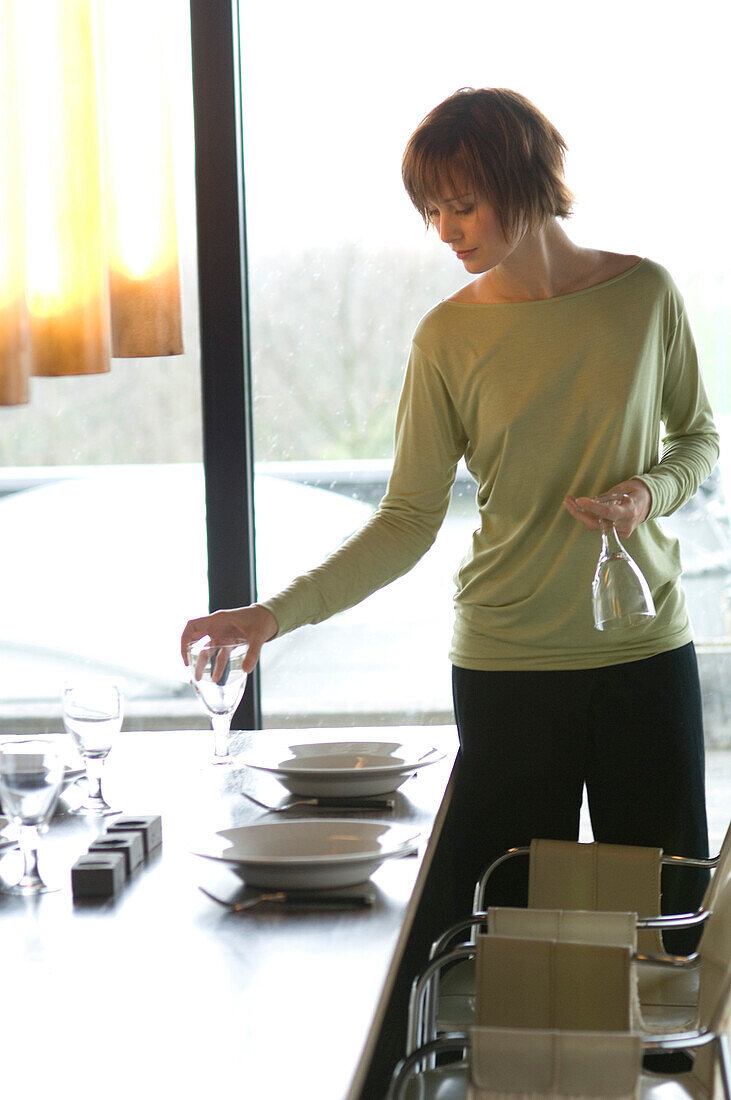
[262,259,720,670]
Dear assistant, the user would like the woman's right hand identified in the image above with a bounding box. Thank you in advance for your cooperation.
[180,605,279,674]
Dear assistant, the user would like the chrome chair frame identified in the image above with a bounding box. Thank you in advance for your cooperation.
[429,901,710,962]
[469,847,720,939]
[409,935,707,1055]
[391,1028,731,1100]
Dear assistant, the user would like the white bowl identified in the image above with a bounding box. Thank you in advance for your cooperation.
[194,819,419,889]
[239,741,444,798]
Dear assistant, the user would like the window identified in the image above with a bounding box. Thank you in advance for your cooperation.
[2,3,729,747]
[240,0,731,740]
[0,2,205,733]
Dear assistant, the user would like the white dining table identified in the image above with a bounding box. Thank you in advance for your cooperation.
[0,725,458,1100]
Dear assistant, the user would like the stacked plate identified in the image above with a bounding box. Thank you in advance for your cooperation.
[194,740,445,890]
[195,820,419,889]
[238,739,445,798]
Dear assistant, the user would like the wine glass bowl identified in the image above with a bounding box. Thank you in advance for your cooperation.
[592,518,656,631]
[62,679,123,814]
[186,639,249,763]
[0,739,65,894]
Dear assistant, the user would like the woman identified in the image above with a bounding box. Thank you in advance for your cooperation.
[181,89,718,943]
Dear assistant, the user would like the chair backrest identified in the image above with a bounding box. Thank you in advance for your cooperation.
[704,817,731,911]
[487,907,638,950]
[474,935,634,1031]
[527,839,664,953]
[467,1027,641,1100]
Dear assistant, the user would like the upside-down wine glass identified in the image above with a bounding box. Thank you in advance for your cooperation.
[0,739,65,895]
[187,640,249,763]
[62,679,124,815]
[592,497,656,630]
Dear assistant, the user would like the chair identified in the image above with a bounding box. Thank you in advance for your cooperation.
[426,823,731,1042]
[393,954,729,1100]
[408,921,640,1055]
[454,827,731,955]
[408,875,731,1056]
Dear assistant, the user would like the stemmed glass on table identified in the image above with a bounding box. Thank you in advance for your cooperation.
[0,739,65,895]
[62,679,124,815]
[186,639,249,764]
[591,494,656,631]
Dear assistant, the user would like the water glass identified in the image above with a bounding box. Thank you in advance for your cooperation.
[0,739,65,894]
[62,679,124,814]
[592,519,656,630]
[187,640,249,763]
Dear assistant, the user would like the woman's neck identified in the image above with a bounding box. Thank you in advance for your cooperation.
[456,221,638,305]
[481,221,592,302]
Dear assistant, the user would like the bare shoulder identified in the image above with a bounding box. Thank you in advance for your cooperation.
[585,250,643,285]
[447,280,482,303]
[444,249,643,305]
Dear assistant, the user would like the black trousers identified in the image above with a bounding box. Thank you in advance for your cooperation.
[443,642,709,953]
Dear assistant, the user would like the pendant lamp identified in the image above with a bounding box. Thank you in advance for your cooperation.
[0,0,30,405]
[0,0,184,408]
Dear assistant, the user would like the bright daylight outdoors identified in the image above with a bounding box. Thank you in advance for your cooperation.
[242,0,731,740]
[1,1,730,745]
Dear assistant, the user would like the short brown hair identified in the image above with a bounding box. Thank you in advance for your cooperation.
[402,88,574,237]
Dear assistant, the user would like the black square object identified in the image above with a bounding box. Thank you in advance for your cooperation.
[71,851,127,898]
[106,815,162,857]
[89,832,145,877]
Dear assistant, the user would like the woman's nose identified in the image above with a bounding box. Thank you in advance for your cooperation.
[439,212,458,243]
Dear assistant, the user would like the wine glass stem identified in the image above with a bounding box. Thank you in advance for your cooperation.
[84,756,106,804]
[211,715,232,760]
[18,824,43,889]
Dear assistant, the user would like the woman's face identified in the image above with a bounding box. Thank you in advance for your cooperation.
[426,190,519,274]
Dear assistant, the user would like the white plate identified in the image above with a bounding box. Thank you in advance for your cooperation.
[238,741,445,797]
[194,819,419,889]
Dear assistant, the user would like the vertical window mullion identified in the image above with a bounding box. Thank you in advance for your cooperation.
[189,0,260,729]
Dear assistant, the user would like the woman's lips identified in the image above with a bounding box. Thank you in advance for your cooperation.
[455,248,476,260]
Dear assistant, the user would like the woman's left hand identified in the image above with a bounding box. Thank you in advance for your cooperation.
[564,478,652,538]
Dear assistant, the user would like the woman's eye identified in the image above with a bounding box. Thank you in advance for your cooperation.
[427,210,439,223]
[455,206,474,216]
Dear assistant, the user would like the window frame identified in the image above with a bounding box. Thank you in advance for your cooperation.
[189,0,261,728]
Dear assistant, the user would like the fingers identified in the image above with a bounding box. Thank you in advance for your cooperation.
[180,609,245,663]
[564,494,597,530]
[564,479,651,538]
[241,639,263,675]
[567,492,628,526]
[180,605,279,672]
[212,649,231,684]
[181,616,211,663]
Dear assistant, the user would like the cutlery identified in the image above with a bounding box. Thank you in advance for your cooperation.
[198,885,375,912]
[241,790,395,813]
[417,747,439,762]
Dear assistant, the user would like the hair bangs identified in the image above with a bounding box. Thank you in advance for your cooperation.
[403,137,483,226]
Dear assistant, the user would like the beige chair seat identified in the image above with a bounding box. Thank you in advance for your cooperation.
[399,1057,714,1100]
[638,964,700,1013]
